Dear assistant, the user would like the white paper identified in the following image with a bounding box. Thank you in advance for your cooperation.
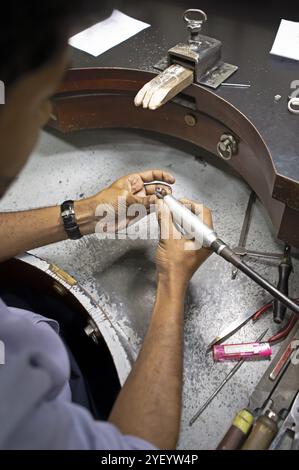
[270,19,299,61]
[69,9,150,57]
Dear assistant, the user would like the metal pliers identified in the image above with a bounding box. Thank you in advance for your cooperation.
[207,298,299,352]
[252,299,299,344]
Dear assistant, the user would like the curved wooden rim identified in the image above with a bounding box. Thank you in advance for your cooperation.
[52,67,299,244]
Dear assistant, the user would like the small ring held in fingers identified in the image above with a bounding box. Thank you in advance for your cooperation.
[144,180,172,188]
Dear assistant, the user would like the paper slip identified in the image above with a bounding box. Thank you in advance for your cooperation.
[69,9,150,57]
[270,19,299,61]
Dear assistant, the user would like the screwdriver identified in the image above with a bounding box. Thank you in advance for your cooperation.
[156,189,299,317]
[241,410,279,450]
[216,409,254,450]
[273,245,293,324]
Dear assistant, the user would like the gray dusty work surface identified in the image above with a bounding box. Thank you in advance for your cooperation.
[2,128,299,449]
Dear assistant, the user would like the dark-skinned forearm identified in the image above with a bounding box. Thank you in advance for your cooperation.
[0,199,94,262]
[108,274,186,450]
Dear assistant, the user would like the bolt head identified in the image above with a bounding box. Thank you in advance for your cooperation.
[53,282,66,296]
[184,114,197,127]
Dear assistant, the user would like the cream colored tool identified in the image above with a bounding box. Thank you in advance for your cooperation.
[134,64,193,110]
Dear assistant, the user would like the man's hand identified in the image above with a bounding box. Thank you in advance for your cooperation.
[155,198,213,291]
[80,169,175,234]
[109,197,212,450]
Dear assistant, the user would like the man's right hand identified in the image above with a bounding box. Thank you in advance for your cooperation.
[110,200,211,450]
[155,198,213,290]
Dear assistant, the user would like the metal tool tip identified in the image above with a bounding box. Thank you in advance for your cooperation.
[258,328,269,341]
[155,187,167,199]
[206,339,218,353]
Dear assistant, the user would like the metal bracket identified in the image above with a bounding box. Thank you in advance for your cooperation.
[84,319,102,344]
[198,62,238,89]
[154,56,238,90]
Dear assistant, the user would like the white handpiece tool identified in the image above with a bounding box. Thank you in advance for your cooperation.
[155,188,299,317]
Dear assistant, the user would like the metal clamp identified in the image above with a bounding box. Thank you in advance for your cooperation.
[183,9,207,43]
[154,9,238,90]
[217,133,238,161]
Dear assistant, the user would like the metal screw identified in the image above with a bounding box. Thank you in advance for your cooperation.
[184,114,197,127]
[53,282,66,296]
[84,320,101,344]
[266,410,278,422]
[183,9,207,43]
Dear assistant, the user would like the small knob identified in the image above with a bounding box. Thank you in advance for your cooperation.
[183,9,207,43]
[217,133,238,161]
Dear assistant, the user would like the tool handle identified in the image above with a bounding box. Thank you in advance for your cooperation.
[217,425,247,450]
[242,415,278,450]
[214,244,299,317]
[162,194,299,317]
[217,409,254,450]
[273,261,292,324]
[163,194,218,247]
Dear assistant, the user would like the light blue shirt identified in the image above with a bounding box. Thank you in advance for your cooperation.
[0,299,155,450]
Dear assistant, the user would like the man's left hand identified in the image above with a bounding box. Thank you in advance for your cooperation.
[78,169,175,234]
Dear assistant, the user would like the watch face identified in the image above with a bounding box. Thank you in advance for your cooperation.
[62,209,74,218]
[61,201,82,239]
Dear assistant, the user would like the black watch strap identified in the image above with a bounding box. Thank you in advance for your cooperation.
[60,200,82,240]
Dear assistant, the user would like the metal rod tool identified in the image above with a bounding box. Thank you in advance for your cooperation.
[156,189,299,317]
[232,191,256,279]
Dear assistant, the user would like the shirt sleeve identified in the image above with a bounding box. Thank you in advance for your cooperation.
[0,301,156,451]
[8,398,157,450]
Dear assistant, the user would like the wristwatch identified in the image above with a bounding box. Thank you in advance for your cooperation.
[60,200,82,240]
